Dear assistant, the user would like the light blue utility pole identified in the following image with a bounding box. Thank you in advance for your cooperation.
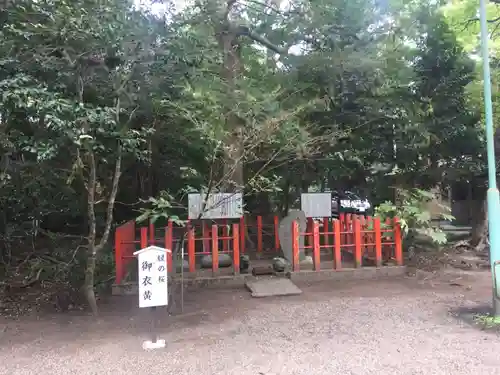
[479,0,500,315]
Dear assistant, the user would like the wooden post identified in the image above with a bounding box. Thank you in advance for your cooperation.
[274,216,280,251]
[394,217,403,265]
[211,224,219,275]
[366,216,373,253]
[360,215,366,246]
[374,217,382,267]
[323,217,329,248]
[339,213,345,246]
[202,221,210,254]
[187,225,195,273]
[307,217,314,248]
[149,221,155,245]
[313,222,321,271]
[222,219,228,252]
[257,215,263,252]
[114,228,123,284]
[233,224,240,275]
[239,216,245,254]
[165,220,173,273]
[333,219,342,269]
[347,214,353,245]
[292,221,300,272]
[140,227,148,249]
[354,219,362,267]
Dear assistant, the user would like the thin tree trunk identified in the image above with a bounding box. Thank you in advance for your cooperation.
[84,146,122,315]
[470,198,488,251]
[84,150,99,315]
[218,3,244,193]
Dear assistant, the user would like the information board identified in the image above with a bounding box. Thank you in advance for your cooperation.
[301,193,332,217]
[188,193,243,219]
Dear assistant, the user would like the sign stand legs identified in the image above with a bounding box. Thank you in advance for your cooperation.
[142,306,166,350]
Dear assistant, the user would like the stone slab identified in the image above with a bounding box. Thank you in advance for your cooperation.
[245,277,303,298]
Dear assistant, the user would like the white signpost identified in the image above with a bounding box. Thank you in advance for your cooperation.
[133,245,171,350]
[301,193,332,218]
[188,192,243,219]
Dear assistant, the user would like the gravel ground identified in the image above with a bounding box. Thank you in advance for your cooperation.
[1,272,500,375]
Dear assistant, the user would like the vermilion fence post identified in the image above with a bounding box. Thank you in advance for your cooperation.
[114,227,123,284]
[366,216,373,253]
[339,213,345,246]
[313,222,321,271]
[307,217,314,248]
[233,224,240,275]
[257,215,263,252]
[323,217,329,248]
[165,220,173,272]
[374,217,382,267]
[239,216,245,254]
[394,217,403,265]
[222,219,228,252]
[333,219,342,269]
[360,215,366,246]
[140,227,148,249]
[354,219,362,267]
[274,216,280,251]
[347,214,355,245]
[149,221,155,245]
[347,214,353,245]
[292,221,300,271]
[187,225,196,273]
[202,221,210,254]
[211,224,219,275]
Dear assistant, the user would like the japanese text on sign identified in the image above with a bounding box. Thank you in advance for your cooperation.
[133,246,169,308]
[188,193,243,219]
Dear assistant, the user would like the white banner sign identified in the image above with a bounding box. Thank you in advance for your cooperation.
[188,193,243,219]
[133,246,170,308]
[301,193,332,217]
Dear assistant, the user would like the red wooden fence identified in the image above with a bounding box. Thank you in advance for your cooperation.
[114,214,403,284]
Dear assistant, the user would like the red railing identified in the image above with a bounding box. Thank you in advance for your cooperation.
[114,214,403,284]
[291,214,402,272]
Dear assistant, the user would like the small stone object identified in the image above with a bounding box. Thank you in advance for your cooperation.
[142,339,166,350]
[272,257,290,272]
[278,209,307,264]
[240,254,250,273]
[200,253,233,269]
[299,255,313,266]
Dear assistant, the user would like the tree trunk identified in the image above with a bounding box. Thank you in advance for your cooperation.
[84,245,99,314]
[218,13,244,192]
[83,146,122,315]
[470,198,488,251]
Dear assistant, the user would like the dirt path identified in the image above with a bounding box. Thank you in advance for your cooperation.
[1,271,499,375]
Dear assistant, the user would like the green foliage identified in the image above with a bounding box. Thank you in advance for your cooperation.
[136,191,185,226]
[0,0,490,308]
[376,188,454,245]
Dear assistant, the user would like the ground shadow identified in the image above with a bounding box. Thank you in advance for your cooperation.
[450,303,500,334]
[0,286,254,348]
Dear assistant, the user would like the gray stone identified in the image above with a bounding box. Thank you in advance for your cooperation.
[245,277,302,298]
[200,253,233,269]
[278,209,307,264]
[272,257,290,272]
[300,255,313,266]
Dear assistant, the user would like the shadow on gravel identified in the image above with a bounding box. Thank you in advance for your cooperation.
[450,303,500,334]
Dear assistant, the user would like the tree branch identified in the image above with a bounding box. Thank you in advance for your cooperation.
[236,25,287,54]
